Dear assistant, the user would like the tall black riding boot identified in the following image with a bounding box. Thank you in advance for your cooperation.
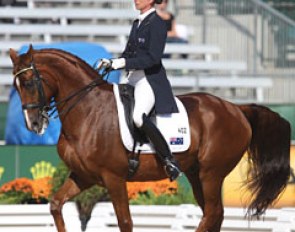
[140,114,181,181]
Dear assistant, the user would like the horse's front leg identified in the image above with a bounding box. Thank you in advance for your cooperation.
[103,172,132,232]
[50,172,86,232]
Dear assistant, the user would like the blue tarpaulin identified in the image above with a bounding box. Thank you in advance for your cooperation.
[5,42,120,145]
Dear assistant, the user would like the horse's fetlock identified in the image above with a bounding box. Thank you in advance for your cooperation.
[118,218,133,230]
[50,199,62,214]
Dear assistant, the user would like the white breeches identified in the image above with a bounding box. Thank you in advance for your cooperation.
[122,71,155,127]
[133,78,155,127]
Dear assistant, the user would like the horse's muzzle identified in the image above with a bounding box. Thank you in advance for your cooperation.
[25,110,49,135]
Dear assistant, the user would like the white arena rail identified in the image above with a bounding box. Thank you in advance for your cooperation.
[0,7,137,23]
[168,76,273,102]
[0,56,245,73]
[0,203,294,232]
[0,42,220,60]
[16,0,132,9]
[0,24,131,43]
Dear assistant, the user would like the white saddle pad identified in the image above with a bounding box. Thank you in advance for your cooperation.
[113,84,191,153]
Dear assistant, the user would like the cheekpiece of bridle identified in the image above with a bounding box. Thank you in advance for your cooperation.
[14,62,49,118]
[14,61,108,121]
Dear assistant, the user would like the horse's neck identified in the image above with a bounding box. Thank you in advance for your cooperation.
[38,51,94,97]
[39,52,110,125]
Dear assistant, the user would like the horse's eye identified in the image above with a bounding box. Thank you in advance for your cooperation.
[23,80,35,89]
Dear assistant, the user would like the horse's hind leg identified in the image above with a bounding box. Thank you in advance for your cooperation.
[50,172,87,232]
[185,164,205,211]
[196,170,224,232]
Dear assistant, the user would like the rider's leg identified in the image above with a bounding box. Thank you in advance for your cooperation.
[133,78,181,181]
[140,113,182,181]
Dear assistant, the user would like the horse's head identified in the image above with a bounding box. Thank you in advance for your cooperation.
[9,45,51,135]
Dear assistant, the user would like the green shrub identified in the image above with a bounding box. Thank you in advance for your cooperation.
[130,184,195,205]
[51,162,110,203]
[50,162,70,196]
[0,191,32,204]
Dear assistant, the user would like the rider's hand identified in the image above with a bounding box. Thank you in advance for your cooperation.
[99,58,112,69]
[94,58,125,70]
[111,58,126,70]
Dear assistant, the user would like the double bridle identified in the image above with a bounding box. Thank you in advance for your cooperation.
[14,61,108,120]
[14,62,47,111]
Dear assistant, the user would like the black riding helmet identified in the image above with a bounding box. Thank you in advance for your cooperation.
[155,0,163,4]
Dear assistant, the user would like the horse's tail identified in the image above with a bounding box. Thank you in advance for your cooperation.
[239,104,291,217]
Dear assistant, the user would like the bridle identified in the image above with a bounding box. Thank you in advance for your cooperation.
[13,61,108,120]
[14,62,47,111]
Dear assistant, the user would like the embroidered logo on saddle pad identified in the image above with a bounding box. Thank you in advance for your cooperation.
[113,84,191,153]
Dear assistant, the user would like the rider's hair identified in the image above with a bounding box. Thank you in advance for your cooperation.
[154,0,163,4]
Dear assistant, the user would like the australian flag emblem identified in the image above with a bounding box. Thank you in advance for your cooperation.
[170,137,184,145]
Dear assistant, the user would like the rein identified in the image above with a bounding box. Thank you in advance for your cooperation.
[14,62,110,120]
[47,77,106,119]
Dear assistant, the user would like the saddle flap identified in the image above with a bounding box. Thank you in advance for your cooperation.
[114,84,191,153]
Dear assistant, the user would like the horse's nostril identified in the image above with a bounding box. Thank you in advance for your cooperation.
[32,121,39,127]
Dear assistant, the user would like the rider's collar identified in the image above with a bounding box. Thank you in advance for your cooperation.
[138,8,155,23]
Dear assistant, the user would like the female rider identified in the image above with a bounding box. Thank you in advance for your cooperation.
[98,0,181,181]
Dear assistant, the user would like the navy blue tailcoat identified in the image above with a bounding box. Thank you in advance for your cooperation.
[121,12,178,114]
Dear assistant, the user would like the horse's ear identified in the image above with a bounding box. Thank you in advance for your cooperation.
[28,44,34,61]
[28,44,34,54]
[9,48,18,64]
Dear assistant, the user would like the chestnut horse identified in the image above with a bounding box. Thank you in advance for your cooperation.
[9,46,290,232]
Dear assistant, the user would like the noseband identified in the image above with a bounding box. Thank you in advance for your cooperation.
[14,62,48,113]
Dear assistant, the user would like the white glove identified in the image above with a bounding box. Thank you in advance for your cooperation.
[95,58,125,71]
[111,58,126,70]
